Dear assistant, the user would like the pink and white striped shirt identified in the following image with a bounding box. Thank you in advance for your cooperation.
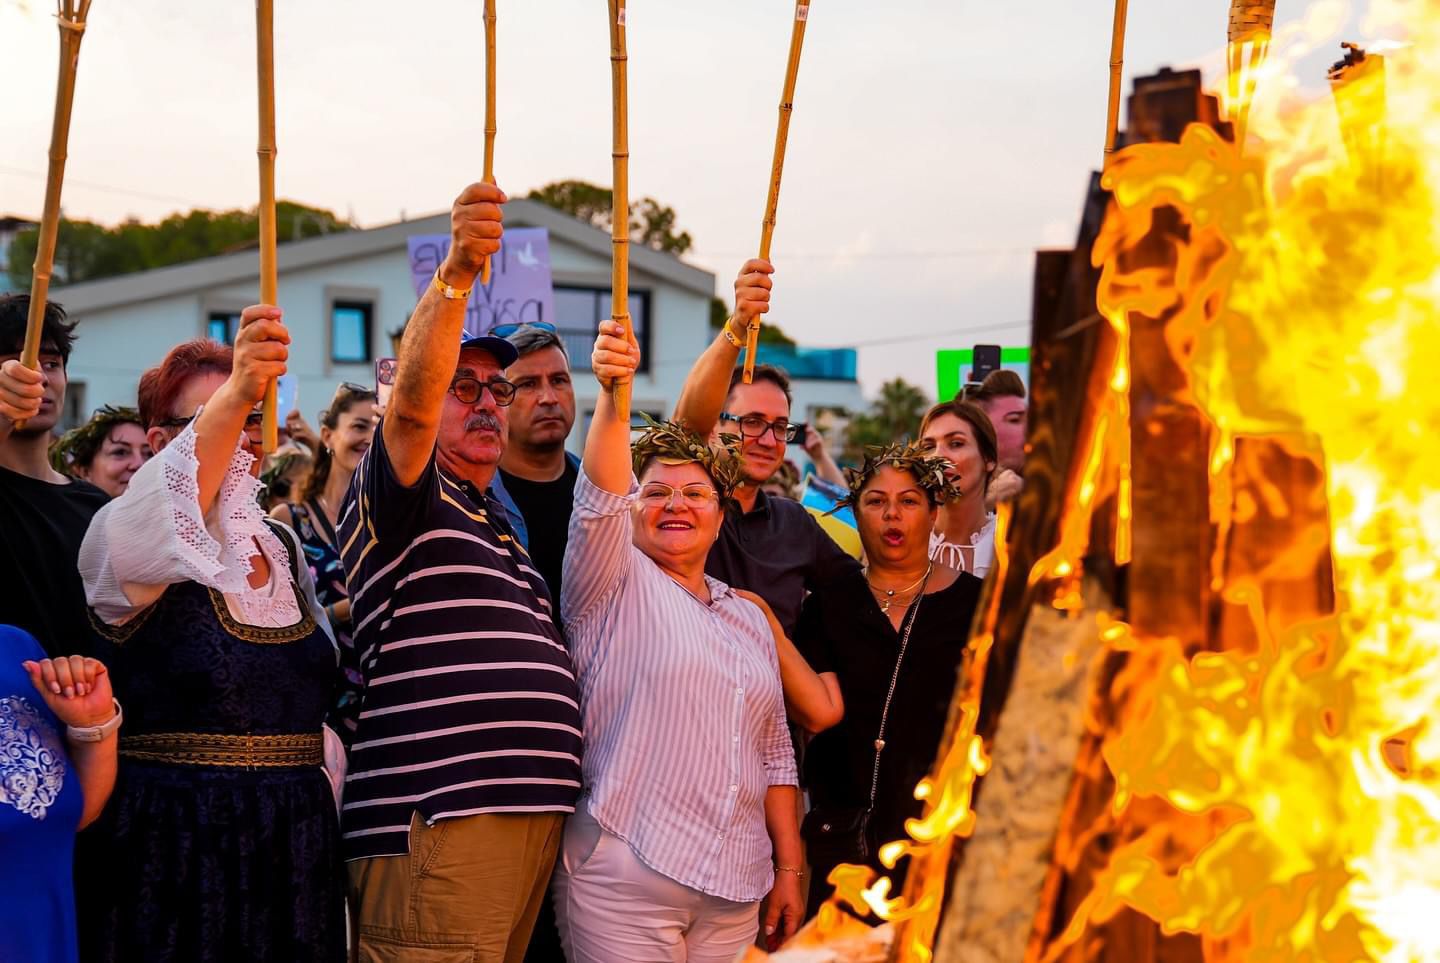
[561,470,798,903]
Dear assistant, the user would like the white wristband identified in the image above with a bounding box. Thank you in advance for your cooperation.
[66,698,123,743]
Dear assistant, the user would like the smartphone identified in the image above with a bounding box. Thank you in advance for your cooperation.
[970,344,1002,383]
[375,358,398,411]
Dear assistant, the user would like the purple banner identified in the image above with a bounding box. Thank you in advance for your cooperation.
[407,227,555,338]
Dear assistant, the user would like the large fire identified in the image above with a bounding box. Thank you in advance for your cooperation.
[1067,0,1440,954]
[766,1,1440,960]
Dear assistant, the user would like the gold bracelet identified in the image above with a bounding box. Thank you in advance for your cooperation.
[775,865,806,878]
[432,268,472,301]
[721,323,745,349]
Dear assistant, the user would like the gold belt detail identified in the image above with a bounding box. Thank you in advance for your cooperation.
[120,732,324,769]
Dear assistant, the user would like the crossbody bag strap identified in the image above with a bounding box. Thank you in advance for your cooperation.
[864,578,928,811]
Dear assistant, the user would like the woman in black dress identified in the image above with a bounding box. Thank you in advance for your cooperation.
[77,313,345,962]
[788,443,982,914]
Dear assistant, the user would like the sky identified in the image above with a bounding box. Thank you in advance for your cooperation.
[0,0,1374,399]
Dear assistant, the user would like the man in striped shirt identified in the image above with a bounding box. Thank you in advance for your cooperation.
[338,182,582,963]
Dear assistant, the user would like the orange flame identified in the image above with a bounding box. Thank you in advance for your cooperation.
[1060,2,1440,959]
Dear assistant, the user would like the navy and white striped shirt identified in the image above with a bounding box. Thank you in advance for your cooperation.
[337,425,582,861]
[561,470,797,903]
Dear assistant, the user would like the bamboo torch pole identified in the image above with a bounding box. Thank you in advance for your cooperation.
[1102,0,1129,169]
[744,0,811,384]
[16,0,94,431]
[607,0,632,417]
[1227,0,1278,149]
[255,0,280,453]
[481,0,497,286]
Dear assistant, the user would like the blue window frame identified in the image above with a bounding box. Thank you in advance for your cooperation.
[332,300,373,364]
[206,311,240,345]
[552,286,651,373]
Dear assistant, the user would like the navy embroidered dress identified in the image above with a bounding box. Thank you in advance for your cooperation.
[73,423,345,963]
[79,557,346,963]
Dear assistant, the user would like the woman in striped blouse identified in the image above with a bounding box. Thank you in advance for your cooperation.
[553,320,804,959]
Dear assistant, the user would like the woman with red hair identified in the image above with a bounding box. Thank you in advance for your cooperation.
[76,310,346,962]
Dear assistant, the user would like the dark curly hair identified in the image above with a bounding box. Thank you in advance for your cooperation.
[0,295,77,363]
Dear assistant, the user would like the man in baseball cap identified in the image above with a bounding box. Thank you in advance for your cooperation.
[337,182,582,961]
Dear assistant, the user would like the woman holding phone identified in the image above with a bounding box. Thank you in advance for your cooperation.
[271,381,377,742]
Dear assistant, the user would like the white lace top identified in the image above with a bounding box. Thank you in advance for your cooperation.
[929,513,996,578]
[80,423,324,631]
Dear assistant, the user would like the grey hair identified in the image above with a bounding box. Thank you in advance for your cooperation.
[505,325,568,360]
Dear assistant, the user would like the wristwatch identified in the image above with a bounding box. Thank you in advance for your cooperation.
[66,698,123,743]
[432,268,472,301]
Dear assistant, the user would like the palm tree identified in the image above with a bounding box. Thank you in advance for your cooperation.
[842,378,931,463]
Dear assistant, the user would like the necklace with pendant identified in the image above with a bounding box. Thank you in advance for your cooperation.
[866,563,932,614]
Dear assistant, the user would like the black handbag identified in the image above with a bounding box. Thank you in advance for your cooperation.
[802,578,927,868]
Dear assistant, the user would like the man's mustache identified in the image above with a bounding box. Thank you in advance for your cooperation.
[465,412,503,433]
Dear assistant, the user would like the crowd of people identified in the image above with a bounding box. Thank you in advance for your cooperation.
[0,182,1028,963]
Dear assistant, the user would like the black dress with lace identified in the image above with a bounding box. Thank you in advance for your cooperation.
[77,536,345,963]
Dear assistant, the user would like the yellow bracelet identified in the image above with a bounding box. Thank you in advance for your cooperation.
[433,268,472,301]
[775,865,806,879]
[721,323,745,349]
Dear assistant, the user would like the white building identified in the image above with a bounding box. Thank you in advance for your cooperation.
[53,199,863,454]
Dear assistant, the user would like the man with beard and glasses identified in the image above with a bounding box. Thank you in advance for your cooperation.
[489,323,581,603]
[338,183,581,963]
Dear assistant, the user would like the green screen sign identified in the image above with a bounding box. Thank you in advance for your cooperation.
[936,347,1030,402]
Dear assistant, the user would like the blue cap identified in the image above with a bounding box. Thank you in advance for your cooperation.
[459,334,519,368]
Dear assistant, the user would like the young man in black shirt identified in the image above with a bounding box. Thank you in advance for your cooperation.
[672,261,860,637]
[0,295,110,656]
[488,323,580,963]
[491,324,580,604]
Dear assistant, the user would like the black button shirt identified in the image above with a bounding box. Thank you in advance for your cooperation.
[704,489,860,637]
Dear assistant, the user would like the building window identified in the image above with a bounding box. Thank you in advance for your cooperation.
[553,286,650,373]
[331,300,373,364]
[62,381,86,432]
[207,311,240,345]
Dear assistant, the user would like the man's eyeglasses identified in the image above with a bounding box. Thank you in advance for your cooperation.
[638,482,719,509]
[719,412,800,443]
[492,321,557,339]
[449,376,517,407]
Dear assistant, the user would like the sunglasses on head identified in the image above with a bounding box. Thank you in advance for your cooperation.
[492,321,557,339]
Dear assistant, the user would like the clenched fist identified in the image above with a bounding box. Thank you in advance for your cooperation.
[228,306,291,407]
[441,182,508,285]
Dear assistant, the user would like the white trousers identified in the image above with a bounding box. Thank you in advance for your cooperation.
[552,804,759,962]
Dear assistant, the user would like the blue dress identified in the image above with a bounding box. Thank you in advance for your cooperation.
[77,529,346,963]
[0,625,85,963]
